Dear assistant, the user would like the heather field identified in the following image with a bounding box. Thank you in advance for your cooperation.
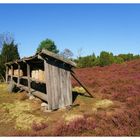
[72,59,140,136]
[0,59,140,136]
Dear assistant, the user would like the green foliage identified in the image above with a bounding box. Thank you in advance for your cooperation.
[118,54,134,61]
[37,39,59,53]
[75,51,140,68]
[1,41,20,63]
[93,56,100,66]
[114,56,124,64]
[0,40,20,81]
[99,51,114,66]
[77,53,96,68]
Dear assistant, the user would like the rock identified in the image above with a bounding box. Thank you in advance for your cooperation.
[41,102,48,107]
[41,102,48,111]
[29,95,35,100]
[44,109,52,113]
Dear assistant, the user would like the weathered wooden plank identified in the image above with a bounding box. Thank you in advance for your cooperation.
[54,66,60,109]
[17,64,20,85]
[60,69,66,107]
[5,66,8,83]
[31,91,48,102]
[14,82,48,102]
[62,69,68,106]
[11,65,13,82]
[44,61,51,110]
[66,71,72,105]
[27,63,31,94]
[59,68,72,108]
[59,68,65,108]
[57,68,62,108]
[51,65,57,109]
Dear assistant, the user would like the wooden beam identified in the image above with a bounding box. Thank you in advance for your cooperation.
[71,71,94,98]
[5,66,8,83]
[11,65,13,82]
[27,63,31,94]
[14,82,48,102]
[17,64,20,85]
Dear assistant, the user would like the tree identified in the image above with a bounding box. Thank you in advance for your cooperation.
[60,48,74,59]
[99,51,114,66]
[1,41,20,63]
[37,39,59,53]
[114,56,124,64]
[77,53,96,68]
[0,40,20,81]
[0,32,14,52]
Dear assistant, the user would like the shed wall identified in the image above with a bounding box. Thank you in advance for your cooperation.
[44,61,72,110]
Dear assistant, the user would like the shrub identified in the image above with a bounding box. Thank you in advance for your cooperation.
[32,121,48,131]
[53,115,96,136]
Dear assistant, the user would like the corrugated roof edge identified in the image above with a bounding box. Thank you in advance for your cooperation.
[5,49,77,67]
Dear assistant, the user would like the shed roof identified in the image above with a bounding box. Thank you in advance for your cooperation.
[5,49,76,67]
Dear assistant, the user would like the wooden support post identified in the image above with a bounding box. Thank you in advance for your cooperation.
[27,63,31,94]
[11,65,13,82]
[17,64,20,85]
[5,65,8,83]
[71,71,94,98]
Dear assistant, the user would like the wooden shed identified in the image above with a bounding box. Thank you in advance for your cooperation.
[5,49,77,110]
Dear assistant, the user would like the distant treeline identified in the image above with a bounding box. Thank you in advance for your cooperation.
[73,51,140,68]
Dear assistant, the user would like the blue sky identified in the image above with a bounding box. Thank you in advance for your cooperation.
[0,4,140,58]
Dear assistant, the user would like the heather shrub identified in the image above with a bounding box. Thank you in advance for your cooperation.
[53,115,96,136]
[32,121,48,131]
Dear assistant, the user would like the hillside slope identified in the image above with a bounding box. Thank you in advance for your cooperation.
[0,59,140,136]
[73,59,140,102]
[71,59,140,136]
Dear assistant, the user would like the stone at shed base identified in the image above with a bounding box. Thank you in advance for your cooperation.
[41,102,48,111]
[44,109,52,113]
[29,95,35,100]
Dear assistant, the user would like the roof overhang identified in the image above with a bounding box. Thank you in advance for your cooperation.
[5,49,77,68]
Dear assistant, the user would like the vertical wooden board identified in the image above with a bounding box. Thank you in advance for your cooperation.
[44,61,49,100]
[45,62,52,110]
[63,70,69,106]
[65,71,72,106]
[18,64,20,85]
[59,68,66,108]
[57,68,63,108]
[59,68,72,107]
[27,63,31,93]
[66,70,72,106]
[48,65,61,110]
[11,65,13,82]
[6,66,8,83]
[53,66,60,109]
[51,65,56,109]
[68,71,72,105]
[61,68,67,106]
